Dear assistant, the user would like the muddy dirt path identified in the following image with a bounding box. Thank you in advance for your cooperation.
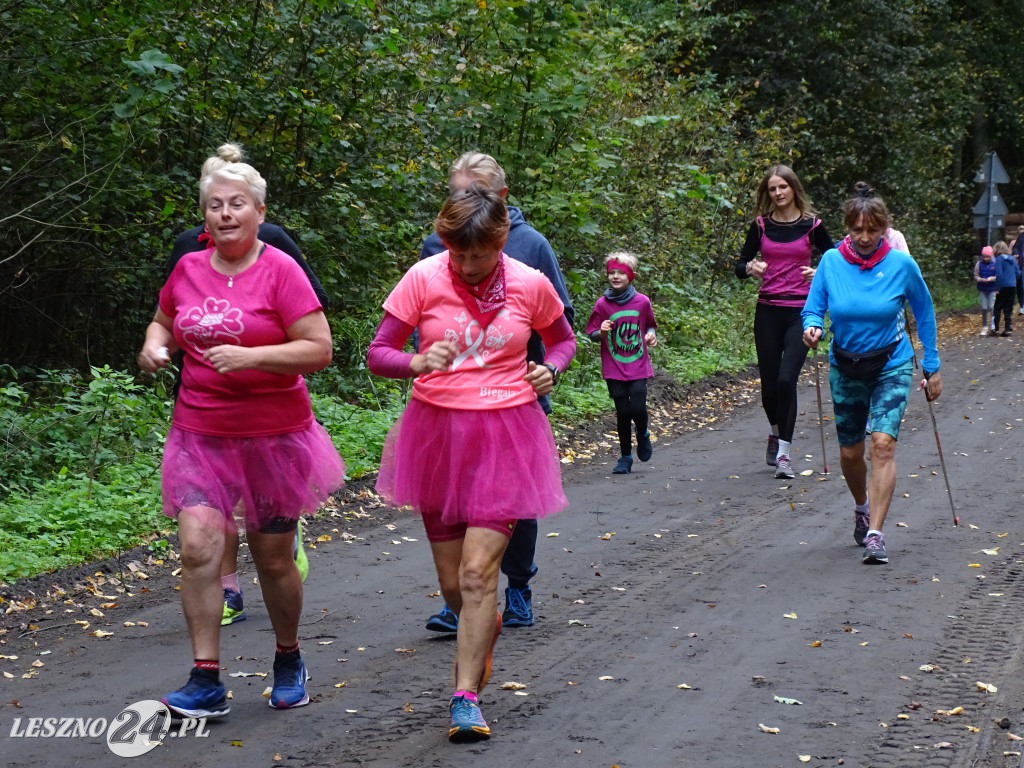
[3,316,1024,768]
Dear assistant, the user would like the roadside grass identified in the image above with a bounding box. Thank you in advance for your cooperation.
[0,279,972,583]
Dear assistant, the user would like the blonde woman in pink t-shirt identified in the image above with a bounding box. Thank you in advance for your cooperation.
[368,182,576,742]
[138,162,343,720]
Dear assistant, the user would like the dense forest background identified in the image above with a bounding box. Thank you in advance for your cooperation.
[2,0,1023,579]
[3,0,1022,374]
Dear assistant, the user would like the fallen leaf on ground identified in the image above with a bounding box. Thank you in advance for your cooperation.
[317,641,333,645]
[809,640,822,647]
[334,681,346,688]
[968,563,981,568]
[920,664,941,672]
[546,532,559,537]
[896,522,908,527]
[968,524,979,529]
[501,682,527,690]
[966,726,980,732]
[677,684,692,689]
[898,714,910,720]
[799,469,814,476]
[934,741,954,749]
[395,648,416,654]
[976,681,998,693]
[773,695,802,705]
[936,707,964,716]
[1009,733,1024,741]
[981,548,999,555]
[783,612,798,619]
[799,757,811,763]
[758,723,780,734]
[90,630,112,638]
[598,676,615,681]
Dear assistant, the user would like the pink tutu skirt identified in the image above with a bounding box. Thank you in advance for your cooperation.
[161,422,344,532]
[376,398,567,525]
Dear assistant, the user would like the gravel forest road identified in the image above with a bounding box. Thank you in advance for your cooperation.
[2,317,1024,768]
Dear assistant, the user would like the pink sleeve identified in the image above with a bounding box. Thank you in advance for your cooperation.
[381,264,427,326]
[538,315,576,372]
[367,312,418,379]
[273,252,323,328]
[646,298,657,330]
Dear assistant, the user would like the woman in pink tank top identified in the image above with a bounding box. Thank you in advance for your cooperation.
[735,165,833,479]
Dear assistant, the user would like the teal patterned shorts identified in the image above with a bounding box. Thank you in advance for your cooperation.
[829,360,914,446]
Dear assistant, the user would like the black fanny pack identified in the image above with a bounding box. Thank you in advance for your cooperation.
[831,340,899,379]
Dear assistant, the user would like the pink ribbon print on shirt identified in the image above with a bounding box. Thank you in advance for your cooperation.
[447,310,513,371]
[177,297,245,351]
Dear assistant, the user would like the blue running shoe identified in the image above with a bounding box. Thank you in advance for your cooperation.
[502,586,534,628]
[425,604,458,633]
[448,695,490,742]
[269,652,310,709]
[637,431,653,462]
[613,455,633,474]
[221,588,246,626]
[293,519,309,583]
[162,668,229,719]
[862,533,889,565]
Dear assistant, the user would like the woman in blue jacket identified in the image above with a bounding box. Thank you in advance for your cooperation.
[802,183,943,566]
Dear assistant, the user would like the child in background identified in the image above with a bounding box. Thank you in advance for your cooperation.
[586,252,658,475]
[974,246,999,335]
[974,245,997,336]
[993,241,1020,337]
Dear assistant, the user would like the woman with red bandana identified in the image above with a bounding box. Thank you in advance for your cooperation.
[736,165,834,479]
[138,161,344,719]
[802,182,943,566]
[368,181,575,742]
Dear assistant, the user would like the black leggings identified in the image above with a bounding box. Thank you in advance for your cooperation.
[753,304,809,443]
[607,378,649,456]
[994,287,1015,332]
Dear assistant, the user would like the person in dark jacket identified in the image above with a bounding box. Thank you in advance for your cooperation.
[418,152,574,633]
[992,240,1020,336]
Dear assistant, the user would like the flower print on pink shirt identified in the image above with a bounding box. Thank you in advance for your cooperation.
[177,297,245,351]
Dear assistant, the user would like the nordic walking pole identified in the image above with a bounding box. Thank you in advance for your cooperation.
[922,380,958,526]
[912,344,958,526]
[812,347,829,474]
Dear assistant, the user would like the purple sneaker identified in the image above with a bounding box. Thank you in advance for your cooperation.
[853,509,870,546]
[766,434,780,466]
[862,533,888,564]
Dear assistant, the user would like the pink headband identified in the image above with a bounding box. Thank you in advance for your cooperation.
[982,246,993,257]
[607,260,635,282]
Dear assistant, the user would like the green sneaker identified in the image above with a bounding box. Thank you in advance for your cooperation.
[293,519,309,583]
[221,588,246,626]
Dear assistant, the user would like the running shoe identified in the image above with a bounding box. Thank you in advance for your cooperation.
[1001,330,1012,337]
[613,455,633,474]
[162,668,230,719]
[502,586,534,628]
[766,434,780,466]
[774,455,795,479]
[269,652,310,709]
[980,328,989,336]
[448,695,490,742]
[426,604,459,633]
[636,430,653,462]
[221,587,246,626]
[862,533,889,564]
[293,519,309,583]
[853,509,870,546]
